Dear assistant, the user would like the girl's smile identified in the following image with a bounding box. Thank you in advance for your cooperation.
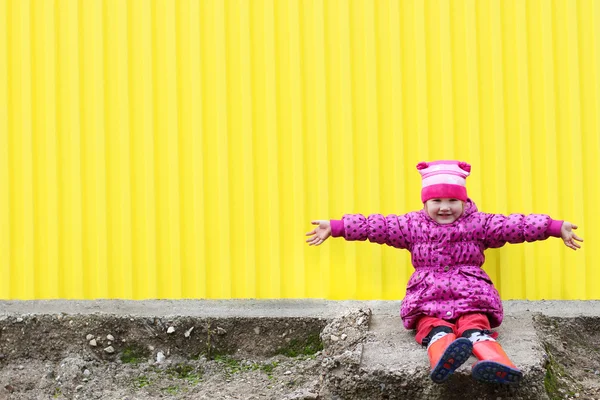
[424,198,464,224]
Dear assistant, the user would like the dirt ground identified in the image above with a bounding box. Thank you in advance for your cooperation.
[0,314,329,400]
[0,311,599,400]
[0,353,324,400]
[534,315,600,400]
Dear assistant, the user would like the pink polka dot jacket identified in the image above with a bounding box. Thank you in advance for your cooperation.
[329,199,563,330]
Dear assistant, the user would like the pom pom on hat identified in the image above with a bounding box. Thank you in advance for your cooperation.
[416,160,471,203]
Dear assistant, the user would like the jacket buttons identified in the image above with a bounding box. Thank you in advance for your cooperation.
[446,311,452,316]
[443,266,449,272]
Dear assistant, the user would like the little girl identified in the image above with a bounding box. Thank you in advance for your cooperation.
[306,160,583,385]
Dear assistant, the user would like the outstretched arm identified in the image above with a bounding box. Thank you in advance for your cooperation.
[560,221,583,250]
[305,220,331,246]
[482,213,584,251]
[483,213,555,248]
[306,213,414,249]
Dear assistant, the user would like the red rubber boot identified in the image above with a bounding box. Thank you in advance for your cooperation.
[470,336,523,384]
[426,329,473,383]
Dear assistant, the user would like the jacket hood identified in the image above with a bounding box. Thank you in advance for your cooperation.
[463,198,478,216]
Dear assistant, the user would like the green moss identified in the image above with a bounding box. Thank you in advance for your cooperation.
[543,344,568,400]
[259,361,278,376]
[166,363,203,383]
[215,355,256,374]
[135,376,151,388]
[276,333,323,358]
[120,345,150,364]
[214,355,242,373]
[258,361,279,379]
[164,385,180,395]
[204,348,229,360]
[214,355,278,378]
[544,368,560,399]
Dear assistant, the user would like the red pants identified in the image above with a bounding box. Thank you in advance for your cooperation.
[415,313,497,345]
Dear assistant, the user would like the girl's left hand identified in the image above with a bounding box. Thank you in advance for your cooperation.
[560,222,583,250]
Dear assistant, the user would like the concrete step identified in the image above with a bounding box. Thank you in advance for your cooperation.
[321,301,600,400]
[346,313,545,399]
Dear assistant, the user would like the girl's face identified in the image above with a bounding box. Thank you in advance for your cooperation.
[424,198,464,224]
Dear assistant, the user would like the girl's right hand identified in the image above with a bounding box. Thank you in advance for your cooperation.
[305,220,332,246]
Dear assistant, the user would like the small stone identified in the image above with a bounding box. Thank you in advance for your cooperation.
[330,335,339,342]
[321,357,336,369]
[254,327,261,335]
[184,327,194,338]
[341,334,347,340]
[284,371,292,375]
[86,334,94,341]
[107,334,115,341]
[356,317,365,326]
[216,327,226,335]
[104,346,115,354]
[18,366,24,370]
[83,369,91,376]
[167,327,175,334]
[156,351,165,363]
[89,339,97,347]
[148,345,155,351]
[76,385,83,392]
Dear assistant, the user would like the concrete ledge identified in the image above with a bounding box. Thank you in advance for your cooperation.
[320,301,600,400]
[326,312,547,400]
[2,299,599,318]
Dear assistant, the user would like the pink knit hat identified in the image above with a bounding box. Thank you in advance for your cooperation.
[416,160,471,203]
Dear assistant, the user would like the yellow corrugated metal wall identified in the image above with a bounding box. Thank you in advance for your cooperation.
[1,0,598,300]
